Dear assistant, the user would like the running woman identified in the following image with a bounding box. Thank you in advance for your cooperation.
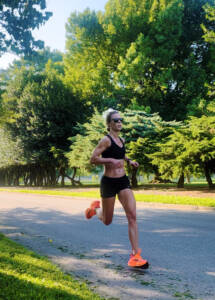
[85,110,149,268]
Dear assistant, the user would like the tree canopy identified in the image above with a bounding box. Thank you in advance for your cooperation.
[64,0,215,120]
[1,0,215,187]
[0,59,86,185]
[0,0,52,56]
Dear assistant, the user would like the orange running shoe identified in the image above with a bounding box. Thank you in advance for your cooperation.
[85,201,100,219]
[128,249,149,269]
[90,201,100,209]
[85,207,96,219]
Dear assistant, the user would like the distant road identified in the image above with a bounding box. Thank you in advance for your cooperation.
[0,191,215,300]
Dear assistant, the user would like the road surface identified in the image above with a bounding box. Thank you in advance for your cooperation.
[0,191,215,300]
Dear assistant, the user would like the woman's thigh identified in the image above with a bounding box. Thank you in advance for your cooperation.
[118,189,136,217]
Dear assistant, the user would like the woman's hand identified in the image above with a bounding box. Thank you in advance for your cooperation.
[129,160,139,168]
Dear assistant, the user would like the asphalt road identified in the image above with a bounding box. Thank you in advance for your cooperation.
[0,191,215,300]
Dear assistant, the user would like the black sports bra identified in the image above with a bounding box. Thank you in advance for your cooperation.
[102,134,126,159]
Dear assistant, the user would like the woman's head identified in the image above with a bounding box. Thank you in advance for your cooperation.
[106,110,122,132]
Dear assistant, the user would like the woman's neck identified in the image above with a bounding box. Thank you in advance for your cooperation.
[109,130,119,139]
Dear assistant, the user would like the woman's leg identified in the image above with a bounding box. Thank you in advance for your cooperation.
[118,188,138,254]
[99,196,116,225]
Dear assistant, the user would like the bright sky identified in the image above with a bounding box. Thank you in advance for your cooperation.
[0,0,107,69]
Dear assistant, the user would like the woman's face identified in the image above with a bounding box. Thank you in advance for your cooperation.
[109,113,123,132]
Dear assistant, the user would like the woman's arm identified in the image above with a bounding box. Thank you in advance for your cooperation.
[90,137,113,165]
[90,137,123,168]
[124,156,139,168]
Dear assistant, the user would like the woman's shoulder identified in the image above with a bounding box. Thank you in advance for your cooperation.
[99,135,111,147]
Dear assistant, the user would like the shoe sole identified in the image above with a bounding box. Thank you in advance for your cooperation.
[129,262,149,269]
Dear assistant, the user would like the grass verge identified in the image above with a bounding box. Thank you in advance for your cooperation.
[134,194,215,207]
[0,188,215,207]
[0,233,104,300]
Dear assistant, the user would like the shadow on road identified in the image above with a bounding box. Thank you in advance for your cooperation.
[0,206,215,299]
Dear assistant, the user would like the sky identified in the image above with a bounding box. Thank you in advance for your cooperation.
[0,0,108,69]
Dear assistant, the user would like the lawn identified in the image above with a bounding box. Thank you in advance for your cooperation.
[0,187,215,207]
[0,233,104,300]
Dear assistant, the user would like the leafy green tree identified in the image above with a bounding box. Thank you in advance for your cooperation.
[64,0,215,120]
[64,9,119,111]
[1,63,86,185]
[67,109,181,186]
[0,128,25,185]
[12,48,64,73]
[202,2,215,43]
[150,103,215,188]
[115,0,215,120]
[121,110,182,186]
[66,110,106,177]
[0,0,52,56]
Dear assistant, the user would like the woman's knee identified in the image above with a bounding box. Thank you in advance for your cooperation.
[127,212,136,224]
[103,217,113,226]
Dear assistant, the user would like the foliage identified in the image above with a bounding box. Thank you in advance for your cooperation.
[0,0,52,56]
[12,47,64,73]
[121,110,182,180]
[67,109,182,183]
[202,2,215,43]
[0,61,86,185]
[64,0,215,120]
[0,128,24,168]
[150,102,215,187]
[66,110,106,174]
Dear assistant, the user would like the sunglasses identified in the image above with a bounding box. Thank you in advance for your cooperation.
[112,118,123,123]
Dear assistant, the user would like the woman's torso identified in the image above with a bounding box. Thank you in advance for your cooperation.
[102,134,126,178]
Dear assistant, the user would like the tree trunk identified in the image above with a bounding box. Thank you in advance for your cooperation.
[204,164,214,189]
[60,168,65,186]
[177,173,184,188]
[131,167,138,188]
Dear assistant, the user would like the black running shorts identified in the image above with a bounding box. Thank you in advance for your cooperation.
[100,175,131,198]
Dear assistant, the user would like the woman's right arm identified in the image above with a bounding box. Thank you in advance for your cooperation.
[90,137,113,165]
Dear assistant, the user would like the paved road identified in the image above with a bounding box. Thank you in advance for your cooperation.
[0,191,215,300]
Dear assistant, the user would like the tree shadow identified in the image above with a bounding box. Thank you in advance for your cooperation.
[0,206,215,299]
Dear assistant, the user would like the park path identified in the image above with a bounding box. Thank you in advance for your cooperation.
[0,191,215,300]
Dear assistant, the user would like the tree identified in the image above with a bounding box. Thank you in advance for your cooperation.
[12,47,64,73]
[202,2,215,43]
[0,128,24,185]
[1,62,86,186]
[150,102,215,188]
[121,110,182,186]
[0,0,52,56]
[67,109,181,186]
[66,110,106,178]
[64,0,215,120]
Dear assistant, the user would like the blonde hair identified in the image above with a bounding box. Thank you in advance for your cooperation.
[106,110,118,131]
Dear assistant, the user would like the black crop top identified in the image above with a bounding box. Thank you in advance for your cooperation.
[102,134,126,159]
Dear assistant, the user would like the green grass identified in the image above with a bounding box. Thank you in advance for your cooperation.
[0,188,100,198]
[0,187,215,207]
[135,194,215,207]
[0,188,215,207]
[0,233,104,300]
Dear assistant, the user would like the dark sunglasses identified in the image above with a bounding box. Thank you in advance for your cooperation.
[112,118,123,123]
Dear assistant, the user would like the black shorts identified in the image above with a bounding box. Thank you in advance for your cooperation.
[100,175,131,198]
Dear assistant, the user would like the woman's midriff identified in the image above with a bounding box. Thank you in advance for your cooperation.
[104,159,126,178]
